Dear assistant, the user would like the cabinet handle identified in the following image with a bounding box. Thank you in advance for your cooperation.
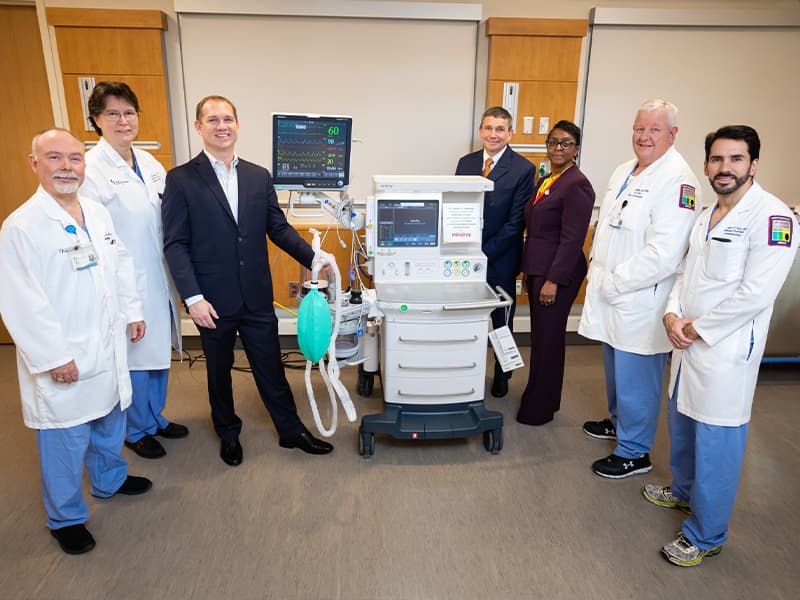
[398,362,476,370]
[397,335,478,344]
[398,388,475,398]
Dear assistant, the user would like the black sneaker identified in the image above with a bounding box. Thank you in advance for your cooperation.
[125,434,166,459]
[592,453,652,478]
[583,418,617,440]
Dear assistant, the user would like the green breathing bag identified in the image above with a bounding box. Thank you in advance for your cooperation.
[297,288,332,362]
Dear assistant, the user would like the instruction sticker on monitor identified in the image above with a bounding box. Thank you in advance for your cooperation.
[489,326,524,373]
[442,203,481,243]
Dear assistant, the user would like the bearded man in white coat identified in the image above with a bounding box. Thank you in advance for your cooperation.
[579,99,700,478]
[0,129,153,555]
[642,125,798,567]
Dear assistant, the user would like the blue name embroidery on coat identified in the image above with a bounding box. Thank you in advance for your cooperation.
[110,179,130,185]
[768,215,793,247]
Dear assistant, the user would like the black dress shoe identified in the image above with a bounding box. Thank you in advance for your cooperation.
[220,438,243,466]
[490,377,509,398]
[156,422,189,439]
[116,475,153,495]
[125,434,166,459]
[51,524,95,555]
[279,431,333,455]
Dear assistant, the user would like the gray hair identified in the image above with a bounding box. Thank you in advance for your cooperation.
[31,128,83,156]
[637,99,678,128]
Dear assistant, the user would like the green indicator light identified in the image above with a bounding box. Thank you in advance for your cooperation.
[400,304,408,312]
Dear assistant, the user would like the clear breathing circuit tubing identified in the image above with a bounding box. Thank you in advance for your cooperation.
[305,248,357,437]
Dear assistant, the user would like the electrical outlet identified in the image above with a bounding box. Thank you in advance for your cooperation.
[288,281,300,299]
[515,279,523,295]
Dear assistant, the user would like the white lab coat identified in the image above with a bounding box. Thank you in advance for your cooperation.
[578,146,701,354]
[82,138,181,369]
[666,182,798,426]
[0,188,143,429]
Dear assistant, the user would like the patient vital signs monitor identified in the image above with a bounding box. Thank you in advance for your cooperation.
[272,113,352,191]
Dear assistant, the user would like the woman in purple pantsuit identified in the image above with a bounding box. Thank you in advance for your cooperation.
[517,121,595,425]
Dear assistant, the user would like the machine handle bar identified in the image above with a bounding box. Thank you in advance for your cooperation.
[398,362,477,370]
[398,389,475,398]
[441,285,513,312]
[398,335,478,344]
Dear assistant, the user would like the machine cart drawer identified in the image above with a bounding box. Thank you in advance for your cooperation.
[383,348,485,378]
[384,375,485,404]
[383,320,488,351]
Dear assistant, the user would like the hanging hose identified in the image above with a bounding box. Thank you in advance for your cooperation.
[297,230,357,437]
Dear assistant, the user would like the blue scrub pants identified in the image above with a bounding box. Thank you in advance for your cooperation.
[668,372,748,550]
[126,369,169,442]
[602,343,669,458]
[36,403,128,530]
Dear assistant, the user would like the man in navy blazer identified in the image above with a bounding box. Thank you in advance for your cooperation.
[456,106,536,398]
[162,95,333,466]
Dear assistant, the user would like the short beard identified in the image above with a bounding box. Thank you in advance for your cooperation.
[710,173,749,195]
[53,180,80,194]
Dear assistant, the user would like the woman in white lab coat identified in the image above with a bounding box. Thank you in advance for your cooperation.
[81,81,187,459]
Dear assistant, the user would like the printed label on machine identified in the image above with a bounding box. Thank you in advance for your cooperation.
[442,203,481,243]
[489,326,524,373]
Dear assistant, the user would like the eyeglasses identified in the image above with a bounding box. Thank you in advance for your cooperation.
[545,139,576,149]
[102,110,138,122]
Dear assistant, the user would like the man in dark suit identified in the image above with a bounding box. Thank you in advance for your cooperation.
[162,95,333,466]
[456,106,536,398]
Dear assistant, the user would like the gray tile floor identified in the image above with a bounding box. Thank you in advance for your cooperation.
[0,343,798,599]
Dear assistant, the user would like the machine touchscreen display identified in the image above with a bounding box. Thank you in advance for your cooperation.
[377,200,439,247]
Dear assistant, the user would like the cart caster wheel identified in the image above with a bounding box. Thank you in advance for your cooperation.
[483,428,503,455]
[357,371,374,397]
[359,430,375,458]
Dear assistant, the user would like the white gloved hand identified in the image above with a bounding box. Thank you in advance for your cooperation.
[313,249,335,268]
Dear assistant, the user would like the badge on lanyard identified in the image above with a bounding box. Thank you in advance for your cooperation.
[64,224,98,270]
[69,243,98,270]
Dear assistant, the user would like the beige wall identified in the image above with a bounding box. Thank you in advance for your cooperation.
[40,0,800,166]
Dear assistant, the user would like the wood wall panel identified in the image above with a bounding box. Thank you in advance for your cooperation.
[55,28,164,75]
[486,18,587,38]
[268,225,357,309]
[488,81,579,144]
[0,6,55,343]
[62,74,172,155]
[50,8,173,167]
[488,36,582,82]
[46,7,167,30]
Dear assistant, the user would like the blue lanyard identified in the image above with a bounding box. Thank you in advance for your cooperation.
[131,151,144,182]
[616,167,636,200]
[64,207,90,240]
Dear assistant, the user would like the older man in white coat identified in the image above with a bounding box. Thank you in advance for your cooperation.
[642,125,798,567]
[579,99,700,478]
[0,129,153,555]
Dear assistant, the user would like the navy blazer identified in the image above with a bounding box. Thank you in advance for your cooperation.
[520,164,595,286]
[455,146,535,283]
[162,153,314,317]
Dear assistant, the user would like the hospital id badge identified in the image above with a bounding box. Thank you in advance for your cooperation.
[489,325,524,373]
[69,243,98,270]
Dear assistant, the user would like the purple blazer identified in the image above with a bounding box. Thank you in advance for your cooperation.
[520,164,595,286]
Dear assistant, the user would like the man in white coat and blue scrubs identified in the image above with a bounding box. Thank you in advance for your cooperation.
[579,99,700,478]
[643,125,798,567]
[0,129,153,555]
[82,81,187,459]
